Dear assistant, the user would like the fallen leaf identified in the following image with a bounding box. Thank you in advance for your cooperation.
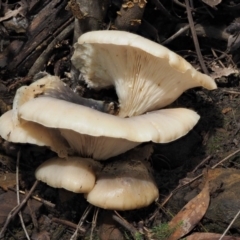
[186,232,240,240]
[222,107,232,114]
[210,66,238,79]
[167,180,210,240]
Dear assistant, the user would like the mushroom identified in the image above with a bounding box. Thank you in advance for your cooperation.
[18,97,200,160]
[35,157,101,193]
[0,76,72,157]
[71,30,217,117]
[0,110,70,157]
[85,158,159,210]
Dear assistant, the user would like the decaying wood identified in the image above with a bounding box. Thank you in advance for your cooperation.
[4,0,73,76]
[114,0,147,32]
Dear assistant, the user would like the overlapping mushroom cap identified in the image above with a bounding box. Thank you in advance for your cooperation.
[18,97,200,160]
[85,158,159,210]
[71,30,217,117]
[0,75,71,157]
[35,157,101,193]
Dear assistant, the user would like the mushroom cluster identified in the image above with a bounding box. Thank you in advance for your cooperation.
[0,30,217,210]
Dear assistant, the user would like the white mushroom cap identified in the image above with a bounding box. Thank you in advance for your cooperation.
[0,110,70,158]
[0,75,71,157]
[71,30,217,117]
[35,157,101,193]
[85,159,159,210]
[18,97,200,160]
[12,75,61,116]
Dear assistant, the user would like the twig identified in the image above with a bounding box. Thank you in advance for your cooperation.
[219,209,240,240]
[0,180,39,238]
[70,204,93,240]
[28,21,74,76]
[90,207,99,240]
[52,218,86,233]
[162,24,190,45]
[16,150,31,240]
[9,188,55,208]
[191,155,212,173]
[113,211,141,238]
[211,149,240,168]
[185,0,209,75]
[211,48,225,68]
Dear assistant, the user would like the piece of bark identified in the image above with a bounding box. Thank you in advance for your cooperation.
[67,0,110,42]
[114,0,147,32]
[6,0,72,75]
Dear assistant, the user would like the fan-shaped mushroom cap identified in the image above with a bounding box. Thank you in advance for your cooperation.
[12,75,60,117]
[0,110,69,157]
[85,158,159,210]
[35,157,101,193]
[19,97,200,160]
[71,30,217,117]
[0,76,71,157]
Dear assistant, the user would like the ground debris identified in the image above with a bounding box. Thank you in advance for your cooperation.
[167,180,210,240]
[0,191,42,227]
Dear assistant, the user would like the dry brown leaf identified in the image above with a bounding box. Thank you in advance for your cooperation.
[0,172,18,191]
[167,180,210,240]
[186,232,240,240]
[210,66,238,80]
[0,7,23,22]
[222,107,232,114]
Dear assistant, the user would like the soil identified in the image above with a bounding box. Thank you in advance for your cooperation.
[1,0,240,240]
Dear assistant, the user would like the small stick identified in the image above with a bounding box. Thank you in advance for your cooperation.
[211,48,225,68]
[15,150,31,240]
[52,217,87,233]
[9,188,55,208]
[113,211,141,238]
[162,24,190,45]
[219,209,240,240]
[90,207,99,240]
[70,204,93,240]
[0,180,39,238]
[191,155,212,173]
[185,0,209,75]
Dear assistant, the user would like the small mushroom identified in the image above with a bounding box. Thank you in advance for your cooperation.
[71,30,217,117]
[35,157,101,193]
[85,158,159,210]
[18,97,200,160]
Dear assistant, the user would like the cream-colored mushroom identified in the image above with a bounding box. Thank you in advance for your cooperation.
[0,76,71,157]
[85,158,159,210]
[71,30,217,117]
[0,110,69,158]
[35,157,101,193]
[18,97,200,160]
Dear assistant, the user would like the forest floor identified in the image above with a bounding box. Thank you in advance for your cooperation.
[1,0,240,239]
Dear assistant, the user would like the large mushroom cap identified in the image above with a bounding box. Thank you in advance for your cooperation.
[19,97,200,160]
[0,110,70,158]
[72,30,217,117]
[35,157,101,193]
[85,158,159,210]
